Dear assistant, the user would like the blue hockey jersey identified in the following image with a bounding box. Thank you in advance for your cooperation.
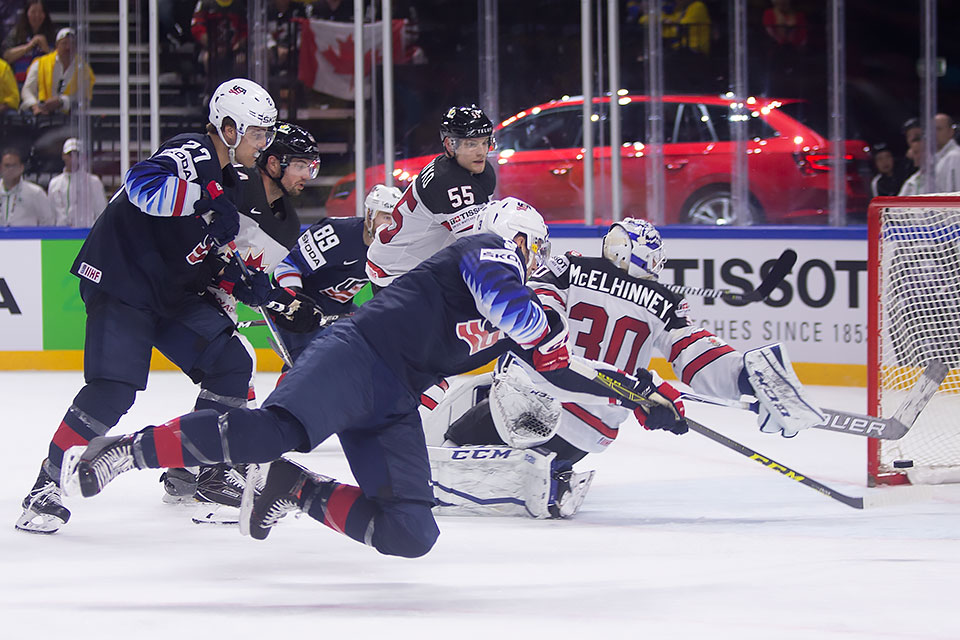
[71,133,240,314]
[352,232,549,394]
[274,216,369,316]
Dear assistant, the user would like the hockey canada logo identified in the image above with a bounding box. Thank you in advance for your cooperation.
[456,319,503,355]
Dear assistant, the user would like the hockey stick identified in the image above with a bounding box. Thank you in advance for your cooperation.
[565,358,930,510]
[237,313,350,330]
[664,249,798,304]
[679,359,948,441]
[228,252,294,368]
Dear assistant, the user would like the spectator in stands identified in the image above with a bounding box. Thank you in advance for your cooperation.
[20,27,95,116]
[762,0,807,50]
[1,0,55,85]
[898,114,960,196]
[309,0,354,21]
[191,0,248,92]
[666,0,710,56]
[47,137,108,227]
[0,146,54,226]
[0,56,19,112]
[869,143,907,198]
[267,0,307,106]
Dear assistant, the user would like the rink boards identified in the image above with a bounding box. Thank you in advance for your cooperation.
[0,225,867,384]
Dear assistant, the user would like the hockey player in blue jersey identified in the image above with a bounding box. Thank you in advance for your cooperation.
[15,78,279,534]
[271,183,402,362]
[61,197,688,558]
[160,121,325,510]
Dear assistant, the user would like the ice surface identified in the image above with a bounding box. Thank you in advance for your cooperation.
[2,371,959,639]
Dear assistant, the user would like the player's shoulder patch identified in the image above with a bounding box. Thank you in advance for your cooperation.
[546,253,571,277]
[479,241,523,274]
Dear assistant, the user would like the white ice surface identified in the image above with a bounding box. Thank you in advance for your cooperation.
[2,371,959,639]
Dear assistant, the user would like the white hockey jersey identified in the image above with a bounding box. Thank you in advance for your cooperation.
[531,252,745,452]
[365,153,495,287]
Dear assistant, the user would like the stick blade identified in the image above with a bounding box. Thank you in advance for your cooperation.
[890,359,949,434]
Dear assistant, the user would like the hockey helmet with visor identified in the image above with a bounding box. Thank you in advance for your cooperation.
[478,197,551,272]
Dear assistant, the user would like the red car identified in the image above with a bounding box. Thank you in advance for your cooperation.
[326,95,871,225]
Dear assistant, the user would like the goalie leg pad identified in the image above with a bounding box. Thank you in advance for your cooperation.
[428,445,556,518]
[743,344,826,437]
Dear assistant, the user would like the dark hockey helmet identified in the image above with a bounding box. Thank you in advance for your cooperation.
[439,105,494,142]
[257,121,321,179]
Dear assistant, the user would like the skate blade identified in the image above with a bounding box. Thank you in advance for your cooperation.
[14,508,65,534]
[162,493,199,506]
[558,470,596,518]
[60,446,86,498]
[238,462,266,537]
[192,504,240,525]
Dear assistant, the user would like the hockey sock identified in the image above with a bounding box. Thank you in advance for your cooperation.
[46,379,138,478]
[137,407,310,468]
[301,481,380,545]
[301,487,438,558]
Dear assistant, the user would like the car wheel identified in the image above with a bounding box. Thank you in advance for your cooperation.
[681,186,764,225]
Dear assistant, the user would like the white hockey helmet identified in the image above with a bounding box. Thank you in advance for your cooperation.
[209,78,278,154]
[478,197,551,270]
[363,184,402,233]
[602,217,665,279]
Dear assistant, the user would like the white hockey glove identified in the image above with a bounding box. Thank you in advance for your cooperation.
[743,344,825,438]
[490,359,562,449]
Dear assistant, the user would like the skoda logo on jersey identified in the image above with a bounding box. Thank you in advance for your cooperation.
[455,319,503,355]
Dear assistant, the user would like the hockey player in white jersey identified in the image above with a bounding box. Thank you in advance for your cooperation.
[430,218,825,518]
[365,104,497,288]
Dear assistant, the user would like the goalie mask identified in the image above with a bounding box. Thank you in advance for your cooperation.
[602,217,665,279]
[489,359,562,449]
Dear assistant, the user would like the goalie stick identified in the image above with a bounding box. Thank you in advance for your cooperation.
[664,249,798,304]
[679,359,948,441]
[565,358,932,510]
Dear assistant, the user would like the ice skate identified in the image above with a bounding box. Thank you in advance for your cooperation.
[549,469,595,519]
[191,464,263,525]
[241,458,330,540]
[160,467,199,504]
[15,465,71,534]
[61,434,138,498]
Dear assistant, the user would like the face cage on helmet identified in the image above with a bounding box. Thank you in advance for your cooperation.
[526,237,551,269]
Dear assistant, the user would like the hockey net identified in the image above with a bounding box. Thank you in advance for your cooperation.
[868,196,960,485]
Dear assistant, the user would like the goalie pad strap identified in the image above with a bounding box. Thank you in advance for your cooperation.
[744,344,825,435]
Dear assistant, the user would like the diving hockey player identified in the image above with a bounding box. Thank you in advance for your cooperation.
[15,78,278,534]
[60,198,688,558]
[365,104,497,288]
[431,218,825,518]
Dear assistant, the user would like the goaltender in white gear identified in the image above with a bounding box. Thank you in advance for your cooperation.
[425,218,824,518]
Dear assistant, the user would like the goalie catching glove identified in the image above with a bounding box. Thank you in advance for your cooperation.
[742,343,825,438]
[630,368,687,435]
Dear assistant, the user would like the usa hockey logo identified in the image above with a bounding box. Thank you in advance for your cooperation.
[455,319,503,355]
[228,85,247,95]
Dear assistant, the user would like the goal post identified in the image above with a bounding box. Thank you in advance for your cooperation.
[868,196,960,486]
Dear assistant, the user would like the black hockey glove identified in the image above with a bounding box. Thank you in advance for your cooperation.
[267,289,323,333]
[630,368,687,435]
[195,184,240,247]
[217,261,273,307]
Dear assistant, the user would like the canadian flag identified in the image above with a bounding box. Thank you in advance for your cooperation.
[297,18,408,101]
